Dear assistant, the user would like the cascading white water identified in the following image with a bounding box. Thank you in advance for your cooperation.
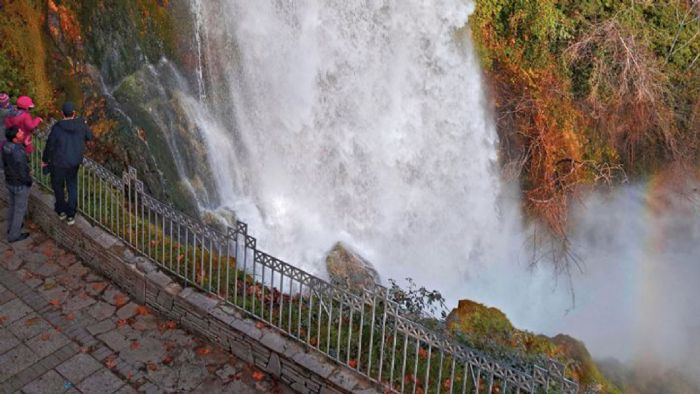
[189,0,507,286]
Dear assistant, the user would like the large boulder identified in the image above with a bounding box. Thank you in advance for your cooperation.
[446,299,515,347]
[325,242,380,291]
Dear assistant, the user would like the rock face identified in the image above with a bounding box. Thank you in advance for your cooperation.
[0,0,206,217]
[446,299,618,393]
[325,242,380,292]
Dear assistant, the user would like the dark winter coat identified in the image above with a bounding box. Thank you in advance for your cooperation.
[2,141,32,187]
[42,117,93,169]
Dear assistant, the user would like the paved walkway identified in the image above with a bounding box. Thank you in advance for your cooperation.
[0,200,289,393]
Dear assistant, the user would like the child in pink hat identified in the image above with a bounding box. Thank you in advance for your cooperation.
[3,95,43,154]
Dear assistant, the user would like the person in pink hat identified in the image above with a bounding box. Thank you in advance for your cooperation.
[3,95,43,154]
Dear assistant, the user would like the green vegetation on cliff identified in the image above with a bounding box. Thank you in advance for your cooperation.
[471,0,700,246]
[446,299,619,393]
[0,0,201,214]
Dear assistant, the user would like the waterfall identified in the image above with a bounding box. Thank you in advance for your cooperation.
[180,0,700,383]
[188,0,507,286]
[191,0,208,102]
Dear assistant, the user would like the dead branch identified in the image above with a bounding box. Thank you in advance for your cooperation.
[564,20,679,161]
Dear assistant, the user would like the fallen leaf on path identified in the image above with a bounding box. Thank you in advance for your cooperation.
[105,356,117,369]
[159,320,177,331]
[255,321,265,329]
[348,359,357,369]
[146,361,158,371]
[113,294,127,306]
[49,299,61,306]
[116,319,128,328]
[252,370,265,382]
[42,246,55,258]
[64,313,75,321]
[195,347,211,356]
[130,341,141,350]
[162,355,174,365]
[40,333,51,341]
[135,306,150,316]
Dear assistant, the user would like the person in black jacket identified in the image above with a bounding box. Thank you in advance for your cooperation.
[2,126,31,242]
[41,102,93,225]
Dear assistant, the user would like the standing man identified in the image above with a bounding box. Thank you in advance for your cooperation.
[41,102,93,225]
[2,126,31,243]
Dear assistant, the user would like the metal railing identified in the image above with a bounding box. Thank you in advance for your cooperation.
[28,135,579,394]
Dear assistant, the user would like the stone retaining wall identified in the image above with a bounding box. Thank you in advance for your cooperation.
[6,186,378,394]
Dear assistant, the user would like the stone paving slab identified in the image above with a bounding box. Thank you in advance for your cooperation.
[0,200,291,393]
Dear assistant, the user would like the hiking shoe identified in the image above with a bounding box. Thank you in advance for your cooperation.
[58,212,67,221]
[66,216,75,226]
[9,233,30,243]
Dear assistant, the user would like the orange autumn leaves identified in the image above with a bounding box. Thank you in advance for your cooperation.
[158,320,177,331]
[471,1,621,251]
[113,293,127,307]
[252,370,265,382]
[47,0,83,51]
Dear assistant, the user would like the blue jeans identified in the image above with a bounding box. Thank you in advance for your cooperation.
[50,166,79,217]
[6,184,30,242]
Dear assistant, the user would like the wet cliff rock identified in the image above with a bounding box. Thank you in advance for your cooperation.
[325,242,381,292]
[0,0,205,216]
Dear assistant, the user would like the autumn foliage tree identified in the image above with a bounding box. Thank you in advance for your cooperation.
[471,0,700,265]
[565,20,678,165]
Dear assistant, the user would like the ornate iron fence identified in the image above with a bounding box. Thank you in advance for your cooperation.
[28,135,579,394]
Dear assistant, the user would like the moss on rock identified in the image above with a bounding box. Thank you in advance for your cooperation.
[446,299,620,393]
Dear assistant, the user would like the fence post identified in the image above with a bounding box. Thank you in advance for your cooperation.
[122,167,134,245]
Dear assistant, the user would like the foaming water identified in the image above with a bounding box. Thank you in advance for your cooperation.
[190,0,504,283]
